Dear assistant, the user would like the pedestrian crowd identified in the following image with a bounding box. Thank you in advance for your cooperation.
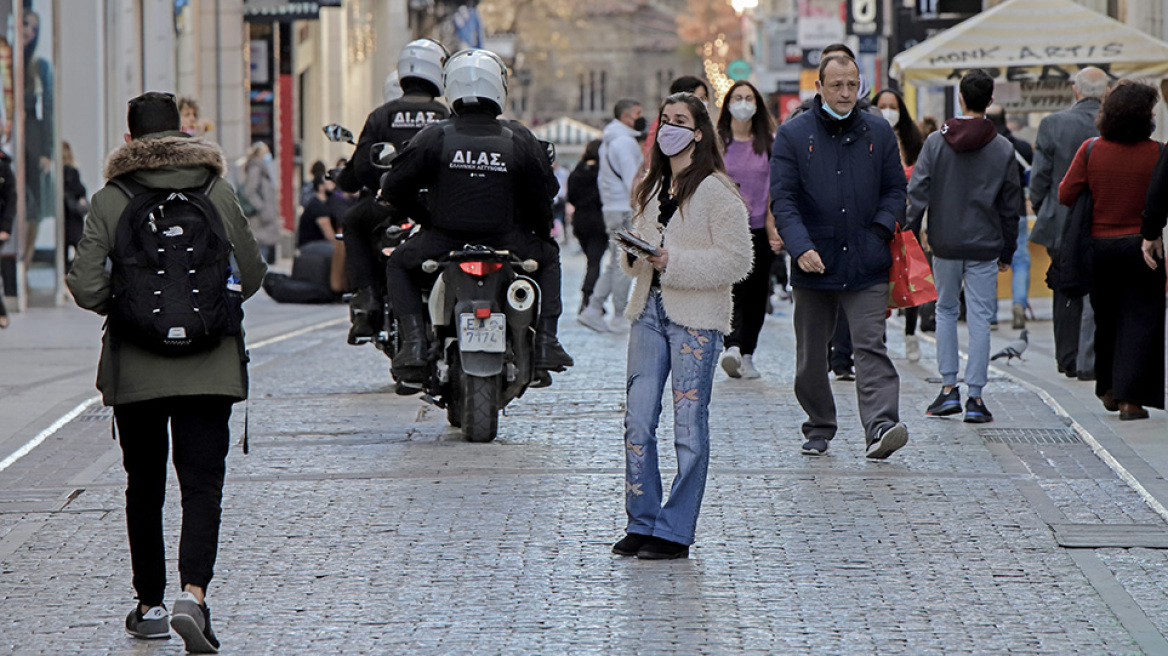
[560,47,1167,561]
[32,37,1168,655]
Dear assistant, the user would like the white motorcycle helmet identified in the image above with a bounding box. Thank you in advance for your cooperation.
[443,49,509,115]
[383,71,402,103]
[398,39,448,95]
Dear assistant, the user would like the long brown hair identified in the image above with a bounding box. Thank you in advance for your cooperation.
[634,92,724,216]
[716,80,775,157]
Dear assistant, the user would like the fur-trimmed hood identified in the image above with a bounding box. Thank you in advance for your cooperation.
[103,131,227,180]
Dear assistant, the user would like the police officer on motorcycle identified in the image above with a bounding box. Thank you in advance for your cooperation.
[380,49,574,383]
[336,38,451,344]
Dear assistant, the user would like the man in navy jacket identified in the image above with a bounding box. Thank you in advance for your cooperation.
[771,53,909,460]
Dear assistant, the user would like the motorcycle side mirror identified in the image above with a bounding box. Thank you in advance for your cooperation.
[422,260,440,274]
[323,124,355,144]
[370,142,397,169]
[520,259,539,273]
[539,139,556,164]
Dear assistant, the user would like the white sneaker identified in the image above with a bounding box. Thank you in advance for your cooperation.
[608,314,629,332]
[740,354,761,379]
[721,346,742,378]
[577,306,610,333]
[905,334,921,363]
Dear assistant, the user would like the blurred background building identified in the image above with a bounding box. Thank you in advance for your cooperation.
[2,0,1166,311]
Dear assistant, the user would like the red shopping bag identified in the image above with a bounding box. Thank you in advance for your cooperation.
[888,225,937,309]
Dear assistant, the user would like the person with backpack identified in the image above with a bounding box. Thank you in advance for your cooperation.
[65,91,266,653]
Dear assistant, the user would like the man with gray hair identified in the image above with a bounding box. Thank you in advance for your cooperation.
[579,98,645,332]
[1029,66,1108,380]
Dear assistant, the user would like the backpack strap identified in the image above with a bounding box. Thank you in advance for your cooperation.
[197,167,219,196]
[109,175,150,200]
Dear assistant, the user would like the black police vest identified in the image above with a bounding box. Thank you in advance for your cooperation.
[432,123,516,235]
[384,99,448,149]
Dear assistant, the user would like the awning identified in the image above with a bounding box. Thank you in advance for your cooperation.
[531,117,603,146]
[890,0,1168,86]
[243,0,341,23]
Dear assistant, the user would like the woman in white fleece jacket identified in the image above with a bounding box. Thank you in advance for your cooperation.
[611,92,753,560]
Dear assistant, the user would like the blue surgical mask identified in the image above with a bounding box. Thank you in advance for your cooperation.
[264,152,273,163]
[821,102,852,121]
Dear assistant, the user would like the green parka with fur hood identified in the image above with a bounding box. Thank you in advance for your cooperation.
[66,131,267,406]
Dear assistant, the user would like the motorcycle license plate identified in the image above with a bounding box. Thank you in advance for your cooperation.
[458,313,506,353]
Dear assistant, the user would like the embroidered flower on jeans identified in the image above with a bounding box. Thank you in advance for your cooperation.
[686,328,711,345]
[673,388,700,404]
[680,343,705,360]
[626,481,644,496]
[626,440,644,456]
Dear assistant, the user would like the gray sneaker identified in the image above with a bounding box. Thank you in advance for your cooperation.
[866,422,908,460]
[171,592,220,653]
[125,605,170,640]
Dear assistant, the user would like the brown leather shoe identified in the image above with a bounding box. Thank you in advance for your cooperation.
[1119,402,1149,421]
[1100,391,1119,412]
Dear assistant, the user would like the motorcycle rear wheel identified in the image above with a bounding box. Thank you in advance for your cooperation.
[461,371,500,443]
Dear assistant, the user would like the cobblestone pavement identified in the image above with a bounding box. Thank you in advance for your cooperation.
[3,255,1168,654]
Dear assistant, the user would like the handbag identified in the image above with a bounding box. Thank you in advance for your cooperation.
[888,224,938,309]
[1055,137,1097,298]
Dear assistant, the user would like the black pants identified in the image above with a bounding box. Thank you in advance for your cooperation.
[1089,236,1166,409]
[387,228,563,320]
[1046,246,1084,374]
[114,396,233,607]
[576,229,608,309]
[726,228,776,354]
[342,195,394,291]
[829,307,854,371]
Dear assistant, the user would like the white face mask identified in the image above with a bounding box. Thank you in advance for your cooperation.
[881,108,900,126]
[729,100,756,122]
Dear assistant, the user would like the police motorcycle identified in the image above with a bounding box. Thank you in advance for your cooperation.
[372,49,568,443]
[373,139,559,443]
[322,124,414,360]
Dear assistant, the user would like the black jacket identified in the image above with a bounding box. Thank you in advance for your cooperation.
[0,152,14,235]
[1144,145,1168,241]
[567,160,604,240]
[380,110,558,240]
[336,93,450,193]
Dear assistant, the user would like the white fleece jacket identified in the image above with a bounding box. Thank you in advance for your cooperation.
[621,172,753,333]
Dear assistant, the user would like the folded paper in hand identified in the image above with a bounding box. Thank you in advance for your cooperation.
[614,229,661,258]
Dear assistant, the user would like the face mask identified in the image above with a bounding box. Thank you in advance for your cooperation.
[657,122,696,157]
[821,102,852,121]
[632,116,647,132]
[729,100,756,122]
[881,108,900,126]
[263,152,273,163]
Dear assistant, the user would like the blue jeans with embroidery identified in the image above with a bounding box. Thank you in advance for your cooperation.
[623,289,722,545]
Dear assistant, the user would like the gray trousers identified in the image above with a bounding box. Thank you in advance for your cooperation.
[793,284,900,443]
[587,210,633,314]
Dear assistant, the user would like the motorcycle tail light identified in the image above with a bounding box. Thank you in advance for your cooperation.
[474,307,492,319]
[459,261,503,277]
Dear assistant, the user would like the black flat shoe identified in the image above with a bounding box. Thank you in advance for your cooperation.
[635,537,689,560]
[612,533,650,556]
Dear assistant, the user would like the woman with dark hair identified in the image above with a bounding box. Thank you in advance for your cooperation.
[611,92,752,560]
[1059,80,1165,420]
[874,88,929,361]
[873,89,924,178]
[568,139,606,311]
[715,80,780,379]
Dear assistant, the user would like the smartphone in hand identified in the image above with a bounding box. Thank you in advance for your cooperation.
[614,229,661,258]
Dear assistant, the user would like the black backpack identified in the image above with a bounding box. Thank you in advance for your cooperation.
[107,172,243,355]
